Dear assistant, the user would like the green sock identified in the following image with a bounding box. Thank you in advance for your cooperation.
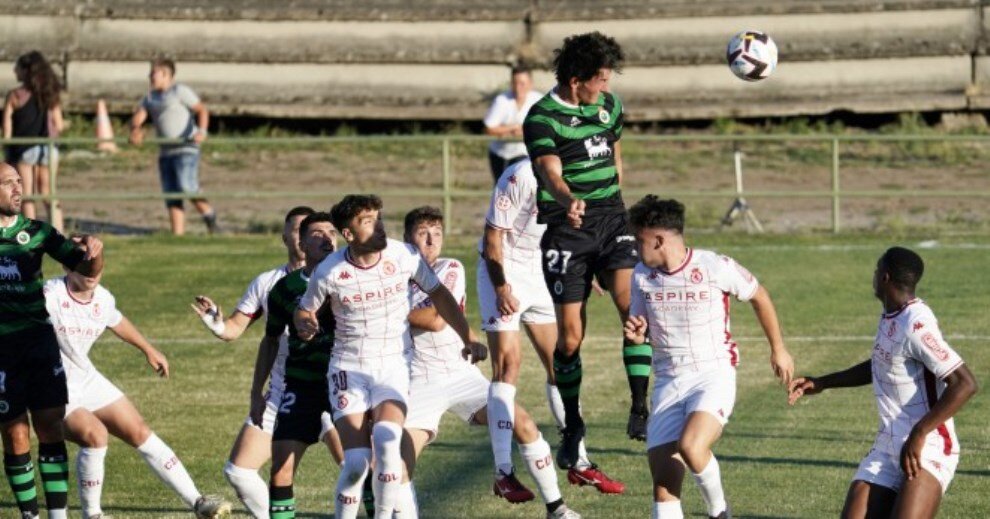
[5,452,40,516]
[554,350,584,430]
[623,341,652,413]
[38,442,69,512]
[270,484,295,519]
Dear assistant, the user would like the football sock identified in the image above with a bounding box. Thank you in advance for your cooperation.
[136,433,200,508]
[4,452,40,516]
[224,460,269,518]
[361,476,375,518]
[487,382,516,476]
[371,421,404,517]
[653,500,684,519]
[546,383,591,468]
[519,434,561,505]
[393,481,418,518]
[336,448,372,519]
[623,339,652,413]
[77,446,107,518]
[269,484,295,519]
[553,350,584,430]
[692,455,727,516]
[38,442,69,516]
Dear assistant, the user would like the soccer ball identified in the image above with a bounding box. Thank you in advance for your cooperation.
[726,30,778,81]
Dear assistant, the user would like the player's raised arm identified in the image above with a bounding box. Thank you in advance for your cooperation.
[787,359,872,405]
[191,295,255,341]
[109,315,169,378]
[533,155,584,229]
[748,285,793,385]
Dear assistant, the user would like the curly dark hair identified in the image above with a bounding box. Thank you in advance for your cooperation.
[552,32,624,85]
[878,247,924,290]
[16,51,62,109]
[628,196,685,234]
[403,206,443,237]
[330,194,383,232]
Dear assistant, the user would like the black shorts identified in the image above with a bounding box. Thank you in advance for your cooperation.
[273,380,330,445]
[541,211,638,304]
[0,326,68,423]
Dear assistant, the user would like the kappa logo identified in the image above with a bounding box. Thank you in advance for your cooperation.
[690,268,704,284]
[508,175,517,184]
[913,321,925,332]
[583,135,612,159]
[0,257,21,281]
[338,270,352,280]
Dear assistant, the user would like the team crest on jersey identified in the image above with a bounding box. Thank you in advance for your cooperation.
[0,257,21,281]
[598,109,610,124]
[583,135,612,159]
[496,195,512,212]
[443,270,458,290]
[15,231,29,245]
[886,321,897,339]
[690,268,704,284]
[921,332,950,361]
[382,261,396,276]
[92,303,102,318]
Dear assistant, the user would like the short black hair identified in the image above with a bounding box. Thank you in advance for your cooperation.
[879,247,924,290]
[299,211,334,236]
[330,195,383,232]
[404,206,443,237]
[552,32,624,85]
[628,196,685,234]
[284,206,315,223]
[510,64,532,77]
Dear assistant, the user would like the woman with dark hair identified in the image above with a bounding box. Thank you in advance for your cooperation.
[3,50,64,226]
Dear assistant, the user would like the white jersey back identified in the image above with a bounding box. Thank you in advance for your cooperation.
[409,257,469,380]
[871,299,963,457]
[236,264,291,392]
[44,277,123,379]
[629,249,759,377]
[300,238,441,370]
[477,160,545,269]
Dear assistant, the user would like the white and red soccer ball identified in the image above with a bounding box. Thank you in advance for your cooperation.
[727,30,778,82]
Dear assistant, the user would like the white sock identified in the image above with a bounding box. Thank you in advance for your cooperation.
[545,383,566,430]
[48,510,67,519]
[692,455,727,516]
[136,433,200,508]
[77,446,107,518]
[392,481,418,518]
[336,448,372,519]
[653,500,684,519]
[487,382,516,476]
[371,422,404,518]
[518,434,561,505]
[223,461,269,518]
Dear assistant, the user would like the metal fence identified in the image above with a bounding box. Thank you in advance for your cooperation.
[6,133,990,233]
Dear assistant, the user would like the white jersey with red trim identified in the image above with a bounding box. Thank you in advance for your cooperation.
[476,159,545,269]
[235,264,291,396]
[300,238,441,371]
[43,277,123,379]
[629,248,759,377]
[871,299,963,457]
[408,257,469,379]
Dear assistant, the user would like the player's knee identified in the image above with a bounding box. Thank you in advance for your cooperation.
[76,427,109,448]
[511,412,539,444]
[123,423,153,448]
[558,330,582,356]
[341,448,372,484]
[676,440,709,471]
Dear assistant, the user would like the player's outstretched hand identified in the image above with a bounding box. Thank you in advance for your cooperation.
[145,348,169,378]
[623,315,647,344]
[191,295,225,337]
[462,341,488,364]
[771,347,794,386]
[900,428,926,480]
[294,311,319,341]
[495,284,519,316]
[787,376,823,405]
[567,198,586,229]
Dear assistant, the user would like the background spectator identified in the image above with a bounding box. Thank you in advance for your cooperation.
[483,65,542,183]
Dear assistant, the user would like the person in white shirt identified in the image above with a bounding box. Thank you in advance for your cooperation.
[789,247,977,519]
[45,269,230,519]
[403,206,579,519]
[478,159,624,496]
[293,195,485,519]
[622,196,794,519]
[483,65,542,183]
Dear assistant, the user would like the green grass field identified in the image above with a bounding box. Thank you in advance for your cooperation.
[3,233,988,518]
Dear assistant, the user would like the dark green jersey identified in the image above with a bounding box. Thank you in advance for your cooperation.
[523,90,625,224]
[0,215,84,337]
[266,270,334,386]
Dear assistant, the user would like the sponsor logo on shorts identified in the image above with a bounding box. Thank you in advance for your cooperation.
[337,395,349,410]
[921,332,950,361]
[553,280,564,296]
[0,400,8,414]
[690,268,703,284]
[616,235,634,243]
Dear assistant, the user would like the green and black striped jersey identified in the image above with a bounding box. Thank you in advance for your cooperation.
[266,269,334,386]
[523,90,625,224]
[0,215,84,338]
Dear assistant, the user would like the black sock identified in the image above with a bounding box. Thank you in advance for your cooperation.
[38,442,68,512]
[623,339,651,414]
[553,349,584,431]
[545,498,564,514]
[4,452,39,516]
[270,484,295,519]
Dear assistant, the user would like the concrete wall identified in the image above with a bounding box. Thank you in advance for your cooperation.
[0,1,986,121]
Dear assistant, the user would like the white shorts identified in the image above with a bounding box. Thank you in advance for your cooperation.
[647,367,736,450]
[241,387,283,435]
[405,367,489,442]
[329,361,410,421]
[477,257,555,332]
[853,444,958,494]
[65,370,124,417]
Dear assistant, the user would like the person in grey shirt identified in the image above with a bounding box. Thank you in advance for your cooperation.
[129,58,219,235]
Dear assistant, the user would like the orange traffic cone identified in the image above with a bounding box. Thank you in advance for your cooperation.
[95,99,118,153]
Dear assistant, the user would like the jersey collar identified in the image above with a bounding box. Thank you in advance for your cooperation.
[882,298,921,319]
[657,248,693,276]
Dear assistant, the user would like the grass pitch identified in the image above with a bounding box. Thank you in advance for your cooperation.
[3,233,988,517]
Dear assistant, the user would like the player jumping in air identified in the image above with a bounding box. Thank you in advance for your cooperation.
[294,195,487,519]
[623,196,793,519]
[789,247,977,519]
[403,206,580,519]
[523,32,649,472]
[45,268,231,519]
